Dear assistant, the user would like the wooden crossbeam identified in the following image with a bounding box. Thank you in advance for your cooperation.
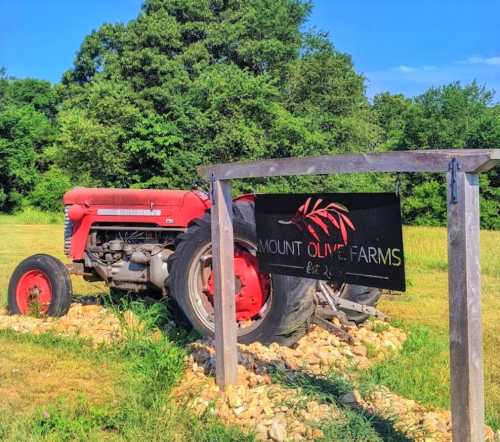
[200,149,499,179]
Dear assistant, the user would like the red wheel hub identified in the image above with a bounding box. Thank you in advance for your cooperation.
[15,270,52,315]
[204,250,270,321]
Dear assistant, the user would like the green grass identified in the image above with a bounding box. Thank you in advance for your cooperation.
[0,300,253,441]
[318,409,408,442]
[319,410,385,442]
[360,324,450,409]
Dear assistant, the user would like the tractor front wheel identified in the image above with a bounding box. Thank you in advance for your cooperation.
[8,254,72,317]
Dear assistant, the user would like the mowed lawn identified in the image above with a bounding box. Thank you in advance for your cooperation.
[0,222,499,431]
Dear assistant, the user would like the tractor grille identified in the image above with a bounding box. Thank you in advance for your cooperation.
[64,206,72,256]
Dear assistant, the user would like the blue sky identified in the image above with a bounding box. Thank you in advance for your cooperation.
[1,0,499,99]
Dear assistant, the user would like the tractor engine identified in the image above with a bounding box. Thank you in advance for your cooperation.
[83,227,175,292]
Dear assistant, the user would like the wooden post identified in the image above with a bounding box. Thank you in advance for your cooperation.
[447,167,485,441]
[210,176,238,389]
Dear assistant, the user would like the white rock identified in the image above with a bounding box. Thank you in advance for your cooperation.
[269,416,287,442]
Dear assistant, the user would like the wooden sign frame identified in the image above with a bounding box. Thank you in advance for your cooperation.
[199,148,499,442]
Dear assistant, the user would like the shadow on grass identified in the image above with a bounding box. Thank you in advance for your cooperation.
[270,367,412,442]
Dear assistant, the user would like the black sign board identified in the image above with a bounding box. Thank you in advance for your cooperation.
[255,193,405,291]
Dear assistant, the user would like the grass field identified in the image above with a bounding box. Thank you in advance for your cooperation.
[0,208,63,226]
[375,226,500,429]
[0,223,498,437]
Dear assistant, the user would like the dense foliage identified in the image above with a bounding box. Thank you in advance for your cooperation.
[373,84,499,228]
[0,69,59,210]
[0,0,498,227]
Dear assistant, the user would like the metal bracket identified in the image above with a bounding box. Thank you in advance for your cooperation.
[334,297,388,320]
[395,172,402,197]
[312,314,354,344]
[448,158,460,204]
[209,172,216,203]
[317,281,388,321]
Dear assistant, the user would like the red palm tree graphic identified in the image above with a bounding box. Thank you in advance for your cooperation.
[278,197,356,244]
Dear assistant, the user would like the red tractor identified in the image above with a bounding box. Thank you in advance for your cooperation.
[8,188,381,345]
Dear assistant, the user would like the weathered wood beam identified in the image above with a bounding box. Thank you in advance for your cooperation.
[447,170,485,441]
[199,149,499,180]
[210,178,238,389]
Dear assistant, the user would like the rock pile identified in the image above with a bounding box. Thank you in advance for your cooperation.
[358,386,496,441]
[228,318,407,376]
[174,366,338,441]
[182,322,496,441]
[176,320,411,441]
[0,305,497,441]
[0,303,122,345]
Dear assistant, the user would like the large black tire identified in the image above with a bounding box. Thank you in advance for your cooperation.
[337,283,382,324]
[168,201,316,346]
[8,254,72,317]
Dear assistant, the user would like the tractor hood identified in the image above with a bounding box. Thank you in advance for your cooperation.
[63,187,209,208]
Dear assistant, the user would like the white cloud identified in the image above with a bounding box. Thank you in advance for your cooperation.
[393,56,500,75]
[394,64,437,73]
[465,56,500,66]
[395,65,416,73]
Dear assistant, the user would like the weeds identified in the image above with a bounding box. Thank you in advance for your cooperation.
[271,366,410,440]
[272,368,352,404]
[370,320,391,334]
[318,409,383,442]
[363,340,378,359]
[31,399,114,442]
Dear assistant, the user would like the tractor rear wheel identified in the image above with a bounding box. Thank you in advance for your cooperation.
[8,254,72,317]
[168,204,316,346]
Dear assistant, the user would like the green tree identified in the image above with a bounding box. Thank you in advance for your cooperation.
[0,76,58,211]
[29,166,72,212]
[56,0,378,193]
[372,92,411,149]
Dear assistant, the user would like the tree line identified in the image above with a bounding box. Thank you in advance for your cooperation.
[0,0,498,228]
